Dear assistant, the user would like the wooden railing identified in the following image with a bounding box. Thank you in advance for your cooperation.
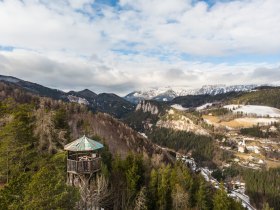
[67,158,101,174]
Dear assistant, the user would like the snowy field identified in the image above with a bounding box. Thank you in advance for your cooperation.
[171,104,188,111]
[196,103,213,111]
[224,105,280,118]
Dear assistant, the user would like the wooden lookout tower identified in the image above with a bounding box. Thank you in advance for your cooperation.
[64,135,104,188]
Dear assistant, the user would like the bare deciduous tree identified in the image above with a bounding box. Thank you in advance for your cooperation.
[134,187,148,210]
[172,184,189,210]
[77,174,112,210]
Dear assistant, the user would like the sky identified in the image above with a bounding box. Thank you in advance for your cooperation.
[0,0,280,95]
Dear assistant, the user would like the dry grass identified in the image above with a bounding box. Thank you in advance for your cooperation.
[222,120,253,128]
[235,152,261,159]
[266,160,280,168]
[203,115,220,123]
[203,115,255,128]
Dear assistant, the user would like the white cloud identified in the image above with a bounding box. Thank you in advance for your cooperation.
[0,0,280,94]
[68,0,95,9]
[1,0,280,55]
[0,49,279,95]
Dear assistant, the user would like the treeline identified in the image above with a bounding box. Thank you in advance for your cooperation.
[148,128,215,164]
[0,98,244,209]
[230,88,280,109]
[208,108,230,116]
[105,153,244,210]
[243,168,280,210]
[124,110,160,132]
[212,164,279,210]
[240,126,268,138]
[0,100,79,209]
[124,100,168,132]
[170,92,241,108]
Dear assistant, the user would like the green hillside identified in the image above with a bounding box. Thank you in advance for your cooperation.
[229,87,280,108]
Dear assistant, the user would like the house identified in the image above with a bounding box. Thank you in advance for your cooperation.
[246,145,260,154]
[238,139,246,153]
[258,159,265,164]
[269,126,278,132]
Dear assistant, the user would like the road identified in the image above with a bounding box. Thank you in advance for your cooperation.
[179,154,257,210]
[230,191,256,210]
[154,144,257,210]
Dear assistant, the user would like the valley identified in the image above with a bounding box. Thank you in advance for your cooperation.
[127,86,280,210]
[1,1,279,209]
[199,104,280,170]
[0,76,279,209]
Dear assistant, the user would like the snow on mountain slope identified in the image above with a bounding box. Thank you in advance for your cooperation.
[224,105,280,118]
[191,84,257,95]
[125,87,184,103]
[196,103,213,111]
[171,104,188,111]
[124,84,259,103]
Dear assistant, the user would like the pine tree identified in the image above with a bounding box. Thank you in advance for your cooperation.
[125,154,144,199]
[172,184,189,210]
[196,180,208,210]
[213,183,230,210]
[134,187,148,210]
[0,103,36,182]
[148,169,159,210]
[229,199,245,210]
[157,166,172,210]
[263,202,274,210]
[126,161,141,195]
[23,165,79,210]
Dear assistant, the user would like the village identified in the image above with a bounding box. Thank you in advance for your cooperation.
[218,131,280,170]
[198,104,280,170]
[162,103,280,210]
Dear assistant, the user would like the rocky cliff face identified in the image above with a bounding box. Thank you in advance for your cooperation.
[136,101,159,115]
[157,109,209,136]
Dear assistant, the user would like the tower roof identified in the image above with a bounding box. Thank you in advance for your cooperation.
[64,135,104,152]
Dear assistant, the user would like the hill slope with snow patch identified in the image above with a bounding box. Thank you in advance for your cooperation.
[224,105,280,118]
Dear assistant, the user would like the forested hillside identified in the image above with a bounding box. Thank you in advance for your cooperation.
[124,100,168,132]
[0,76,135,119]
[0,82,246,209]
[170,92,242,108]
[243,168,280,209]
[0,82,170,161]
[148,128,215,164]
[229,87,280,108]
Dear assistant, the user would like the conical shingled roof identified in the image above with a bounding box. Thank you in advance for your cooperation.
[64,135,104,151]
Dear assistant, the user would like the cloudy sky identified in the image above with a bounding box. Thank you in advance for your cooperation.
[0,0,280,95]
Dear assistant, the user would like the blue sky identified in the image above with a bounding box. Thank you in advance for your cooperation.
[0,0,279,95]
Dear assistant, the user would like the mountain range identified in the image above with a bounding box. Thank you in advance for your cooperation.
[1,74,279,210]
[0,75,135,118]
[124,84,260,104]
[1,74,278,120]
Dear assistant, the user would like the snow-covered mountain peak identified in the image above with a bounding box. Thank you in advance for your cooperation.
[124,84,259,104]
